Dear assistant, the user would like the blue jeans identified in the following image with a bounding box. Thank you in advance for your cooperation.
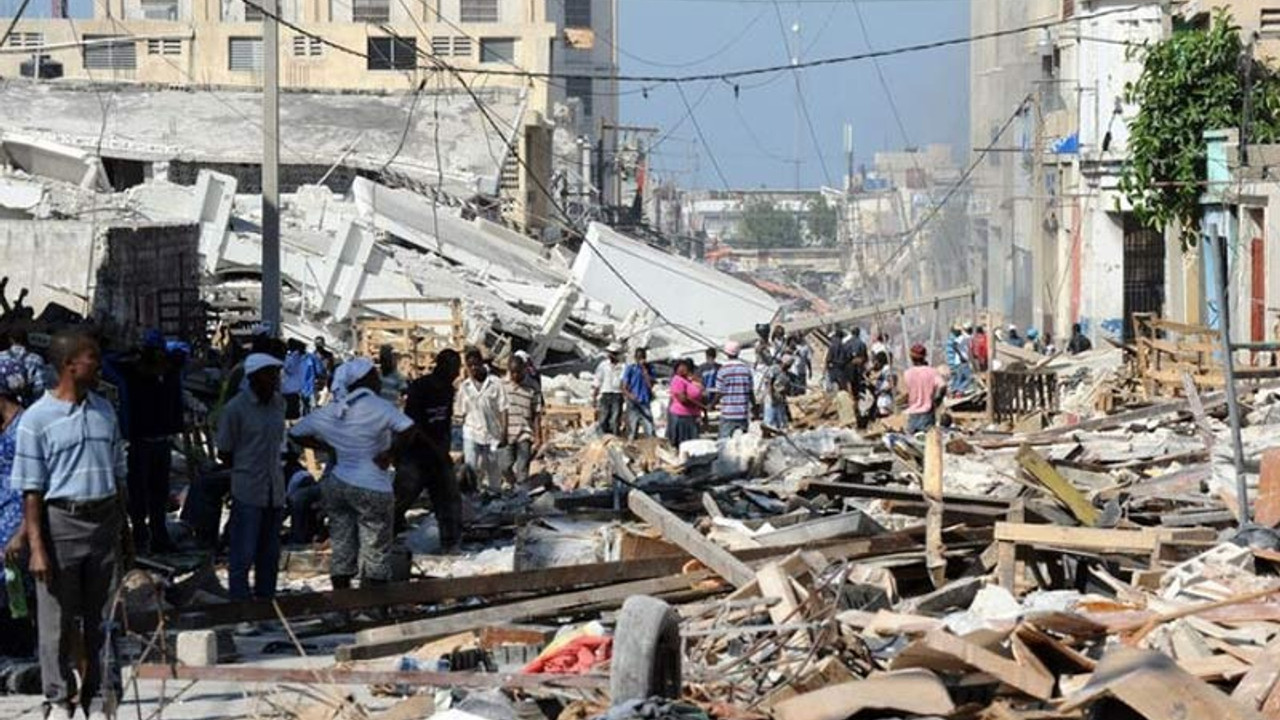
[626,399,656,439]
[719,417,749,439]
[764,402,788,429]
[228,502,282,601]
[949,364,973,394]
[463,437,501,492]
[907,412,936,435]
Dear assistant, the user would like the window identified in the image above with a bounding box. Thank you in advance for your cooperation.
[141,0,178,19]
[459,0,497,22]
[430,35,451,55]
[6,32,43,48]
[242,0,262,21]
[565,75,592,116]
[479,37,514,63]
[292,34,323,56]
[564,0,590,27]
[452,35,471,57]
[367,36,416,70]
[147,38,182,55]
[351,0,388,23]
[83,36,137,69]
[1263,8,1280,34]
[228,36,263,71]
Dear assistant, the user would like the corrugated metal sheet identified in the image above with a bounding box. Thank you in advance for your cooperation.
[83,36,137,69]
[228,36,263,72]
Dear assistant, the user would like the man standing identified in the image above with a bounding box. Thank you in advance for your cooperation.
[11,331,126,720]
[401,350,462,544]
[844,328,869,426]
[760,353,791,429]
[622,348,656,439]
[697,348,720,399]
[312,337,335,404]
[280,339,309,420]
[455,349,508,494]
[592,344,625,436]
[904,344,946,435]
[1067,323,1093,355]
[0,325,48,399]
[216,354,286,615]
[377,345,407,407]
[502,355,541,486]
[106,329,183,555]
[716,342,753,439]
[945,325,972,396]
[825,325,851,392]
[971,325,990,372]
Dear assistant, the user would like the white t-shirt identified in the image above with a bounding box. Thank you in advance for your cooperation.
[455,375,509,448]
[289,388,413,494]
[594,359,624,394]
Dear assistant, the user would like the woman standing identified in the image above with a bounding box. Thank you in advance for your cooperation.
[666,359,704,446]
[0,357,38,690]
[290,357,414,590]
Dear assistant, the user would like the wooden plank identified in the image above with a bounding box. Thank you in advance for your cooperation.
[803,481,1013,508]
[134,664,608,691]
[997,499,1025,591]
[1016,445,1100,526]
[1181,370,1217,449]
[1061,647,1262,720]
[890,629,1054,700]
[772,670,956,720]
[1255,449,1280,528]
[993,522,1170,553]
[756,562,803,626]
[923,428,946,588]
[752,511,879,547]
[628,489,755,588]
[339,570,713,661]
[1232,640,1280,710]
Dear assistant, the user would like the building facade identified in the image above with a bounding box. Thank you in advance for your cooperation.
[0,0,620,229]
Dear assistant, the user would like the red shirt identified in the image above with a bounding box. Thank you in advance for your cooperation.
[971,332,989,365]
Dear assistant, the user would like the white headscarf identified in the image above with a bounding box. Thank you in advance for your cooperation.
[330,357,375,409]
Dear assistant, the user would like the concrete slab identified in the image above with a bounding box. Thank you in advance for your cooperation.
[0,133,110,191]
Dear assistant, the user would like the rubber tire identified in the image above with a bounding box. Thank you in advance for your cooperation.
[610,595,682,705]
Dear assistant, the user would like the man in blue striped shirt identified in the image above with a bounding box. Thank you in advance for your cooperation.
[11,331,126,720]
[715,341,754,439]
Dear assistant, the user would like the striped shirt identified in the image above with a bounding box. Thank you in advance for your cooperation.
[716,360,754,421]
[505,377,541,444]
[10,391,126,502]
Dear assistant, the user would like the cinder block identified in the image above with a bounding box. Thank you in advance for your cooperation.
[176,630,218,667]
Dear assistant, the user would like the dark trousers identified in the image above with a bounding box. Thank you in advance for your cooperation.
[394,444,462,548]
[36,502,122,709]
[127,437,172,550]
[227,501,282,601]
[288,483,324,545]
[597,393,623,435]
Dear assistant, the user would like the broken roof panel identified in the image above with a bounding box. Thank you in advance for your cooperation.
[0,82,526,197]
[573,222,781,350]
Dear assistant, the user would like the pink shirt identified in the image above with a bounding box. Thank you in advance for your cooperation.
[903,365,944,414]
[669,375,703,417]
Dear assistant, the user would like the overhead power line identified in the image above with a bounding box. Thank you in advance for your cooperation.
[229,2,1138,85]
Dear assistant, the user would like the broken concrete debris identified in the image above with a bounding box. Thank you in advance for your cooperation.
[11,129,1280,720]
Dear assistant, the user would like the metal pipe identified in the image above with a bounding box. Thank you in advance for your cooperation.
[1208,230,1250,524]
[261,0,282,332]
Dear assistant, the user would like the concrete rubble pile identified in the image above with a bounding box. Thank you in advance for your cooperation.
[0,131,780,361]
[97,340,1280,720]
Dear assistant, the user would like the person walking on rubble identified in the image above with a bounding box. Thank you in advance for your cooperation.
[904,343,946,435]
[945,325,972,396]
[666,359,705,446]
[11,330,127,720]
[715,342,753,439]
[455,349,508,495]
[825,325,851,392]
[592,344,625,435]
[502,355,542,487]
[216,353,287,618]
[399,349,462,546]
[760,353,792,429]
[291,358,415,590]
[622,348,657,440]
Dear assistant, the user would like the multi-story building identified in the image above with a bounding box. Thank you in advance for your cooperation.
[970,0,1280,346]
[0,0,619,228]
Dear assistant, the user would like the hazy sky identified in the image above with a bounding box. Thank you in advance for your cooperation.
[617,0,970,190]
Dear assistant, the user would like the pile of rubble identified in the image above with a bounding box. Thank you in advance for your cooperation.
[104,361,1280,720]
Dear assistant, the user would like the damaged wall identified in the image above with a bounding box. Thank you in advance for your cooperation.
[93,223,202,337]
[0,219,97,315]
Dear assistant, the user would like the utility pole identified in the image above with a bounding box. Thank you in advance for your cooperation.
[1030,90,1045,333]
[261,0,282,332]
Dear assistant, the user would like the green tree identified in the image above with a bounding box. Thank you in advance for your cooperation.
[805,195,838,247]
[738,199,802,248]
[1120,11,1280,242]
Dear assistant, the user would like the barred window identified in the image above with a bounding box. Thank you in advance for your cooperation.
[459,0,497,22]
[367,36,416,70]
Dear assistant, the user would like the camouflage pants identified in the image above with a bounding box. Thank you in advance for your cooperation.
[322,477,393,582]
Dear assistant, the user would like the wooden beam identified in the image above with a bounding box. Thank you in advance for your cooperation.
[134,664,608,691]
[627,489,756,588]
[338,570,714,662]
[1016,445,1100,526]
[923,428,946,588]
[994,522,1195,554]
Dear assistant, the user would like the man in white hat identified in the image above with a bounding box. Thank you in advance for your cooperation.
[592,343,625,436]
[216,353,286,619]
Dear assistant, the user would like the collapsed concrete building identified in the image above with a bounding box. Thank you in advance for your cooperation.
[0,81,780,361]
